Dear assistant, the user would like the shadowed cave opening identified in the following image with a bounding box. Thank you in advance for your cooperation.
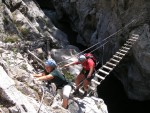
[34,1,150,113]
[97,73,150,113]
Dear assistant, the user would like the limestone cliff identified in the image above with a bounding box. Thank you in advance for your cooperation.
[36,0,150,101]
[0,0,108,113]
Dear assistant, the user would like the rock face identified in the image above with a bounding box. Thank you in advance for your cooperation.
[0,0,108,113]
[116,25,150,100]
[1,0,69,49]
[1,0,150,112]
[0,66,37,113]
[68,96,108,113]
[38,0,150,101]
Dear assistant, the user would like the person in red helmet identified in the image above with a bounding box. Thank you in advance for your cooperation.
[64,54,95,97]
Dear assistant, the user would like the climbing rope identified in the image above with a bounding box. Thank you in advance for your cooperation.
[57,19,136,65]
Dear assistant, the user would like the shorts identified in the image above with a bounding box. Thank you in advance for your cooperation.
[63,85,72,99]
[81,69,95,81]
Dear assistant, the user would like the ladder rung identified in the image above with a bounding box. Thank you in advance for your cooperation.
[72,83,76,89]
[91,79,100,85]
[124,44,132,47]
[102,65,113,71]
[106,62,116,67]
[98,69,109,75]
[128,38,136,42]
[95,73,105,80]
[116,52,125,56]
[122,46,130,50]
[131,36,138,40]
[119,49,128,53]
[110,58,120,63]
[126,41,133,44]
[113,55,122,59]
[88,85,96,91]
[79,88,84,94]
[72,84,85,94]
[131,34,139,37]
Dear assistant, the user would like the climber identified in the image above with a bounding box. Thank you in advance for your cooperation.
[64,54,96,97]
[33,58,72,109]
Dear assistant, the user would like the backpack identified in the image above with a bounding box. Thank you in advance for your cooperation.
[84,53,97,65]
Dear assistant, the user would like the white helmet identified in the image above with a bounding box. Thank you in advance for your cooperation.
[78,55,86,62]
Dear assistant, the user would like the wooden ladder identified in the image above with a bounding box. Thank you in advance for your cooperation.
[77,34,139,95]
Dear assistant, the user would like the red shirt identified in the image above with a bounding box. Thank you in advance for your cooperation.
[74,59,95,70]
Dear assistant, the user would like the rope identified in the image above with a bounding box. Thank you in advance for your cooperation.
[37,86,45,113]
[102,45,104,65]
[57,19,136,65]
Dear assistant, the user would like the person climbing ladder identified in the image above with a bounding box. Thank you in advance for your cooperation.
[64,53,96,97]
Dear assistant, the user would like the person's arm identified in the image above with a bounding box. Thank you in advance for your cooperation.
[33,72,45,77]
[64,61,76,67]
[35,74,54,81]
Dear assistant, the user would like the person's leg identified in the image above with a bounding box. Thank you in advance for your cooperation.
[72,73,85,95]
[82,79,89,96]
[82,73,94,96]
[62,85,72,109]
[83,79,89,92]
[62,98,68,109]
[75,73,85,89]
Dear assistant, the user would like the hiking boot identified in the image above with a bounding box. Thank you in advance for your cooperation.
[73,89,79,96]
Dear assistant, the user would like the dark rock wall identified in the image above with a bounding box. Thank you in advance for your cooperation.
[35,0,150,101]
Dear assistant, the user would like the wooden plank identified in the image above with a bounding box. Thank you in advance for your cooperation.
[124,43,132,47]
[72,83,84,94]
[126,41,133,44]
[119,49,128,53]
[131,34,139,37]
[79,88,84,94]
[91,79,100,85]
[128,38,137,42]
[88,85,96,91]
[113,55,122,59]
[102,65,113,71]
[122,46,130,50]
[116,52,125,56]
[131,36,138,40]
[95,73,105,80]
[98,69,109,75]
[110,58,120,63]
[106,62,116,67]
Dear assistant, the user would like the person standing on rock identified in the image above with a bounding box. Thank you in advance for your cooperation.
[33,58,72,109]
[64,54,96,97]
